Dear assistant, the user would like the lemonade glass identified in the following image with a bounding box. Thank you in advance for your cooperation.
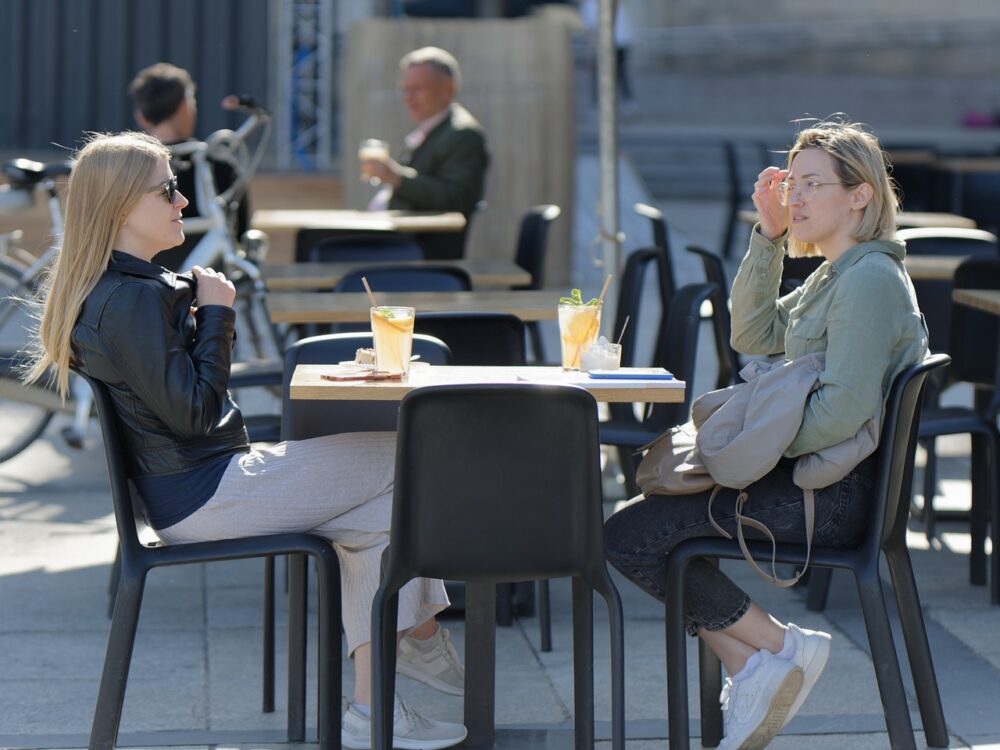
[558,302,602,370]
[370,306,415,375]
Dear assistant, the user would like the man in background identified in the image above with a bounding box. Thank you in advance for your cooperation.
[129,62,250,271]
[361,47,490,260]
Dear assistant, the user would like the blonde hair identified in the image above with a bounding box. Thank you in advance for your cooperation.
[23,131,171,398]
[785,118,898,258]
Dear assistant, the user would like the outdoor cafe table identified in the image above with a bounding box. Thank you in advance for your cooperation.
[290,364,685,747]
[252,208,467,234]
[738,209,977,230]
[261,259,531,291]
[904,255,967,281]
[267,289,560,325]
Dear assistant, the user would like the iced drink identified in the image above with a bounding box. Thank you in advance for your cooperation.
[370,306,415,375]
[558,302,602,370]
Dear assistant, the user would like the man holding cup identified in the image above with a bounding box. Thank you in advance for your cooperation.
[361,47,490,260]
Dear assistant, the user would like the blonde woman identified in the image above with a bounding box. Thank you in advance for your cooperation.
[24,131,465,750]
[605,119,928,750]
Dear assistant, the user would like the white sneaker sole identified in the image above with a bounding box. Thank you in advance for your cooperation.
[782,632,832,728]
[397,660,465,696]
[342,724,468,750]
[737,667,803,750]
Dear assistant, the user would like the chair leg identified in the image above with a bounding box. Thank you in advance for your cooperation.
[372,583,401,750]
[922,438,939,541]
[970,432,990,586]
[991,433,1000,606]
[496,582,514,627]
[853,568,917,749]
[806,568,833,612]
[595,572,626,750]
[884,546,949,748]
[618,447,640,499]
[106,545,122,620]
[539,579,553,652]
[698,639,723,747]
[314,550,342,750]
[89,570,147,750]
[287,554,308,743]
[263,556,275,714]
[665,556,692,750]
[571,577,595,750]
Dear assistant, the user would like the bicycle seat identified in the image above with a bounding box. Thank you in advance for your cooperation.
[3,158,72,188]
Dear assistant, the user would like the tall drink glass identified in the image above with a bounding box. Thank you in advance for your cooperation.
[558,301,602,370]
[359,138,390,186]
[370,306,415,376]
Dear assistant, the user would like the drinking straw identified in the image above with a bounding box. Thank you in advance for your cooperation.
[597,274,613,304]
[361,276,378,307]
[616,315,630,346]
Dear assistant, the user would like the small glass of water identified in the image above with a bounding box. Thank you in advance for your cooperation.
[358,138,389,186]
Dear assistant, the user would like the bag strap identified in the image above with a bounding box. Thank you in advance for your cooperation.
[707,485,815,588]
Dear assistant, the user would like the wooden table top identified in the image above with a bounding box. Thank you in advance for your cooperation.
[262,259,531,291]
[904,255,967,281]
[932,157,1000,174]
[738,209,976,230]
[290,364,686,403]
[267,289,561,324]
[252,209,466,233]
[953,288,1000,316]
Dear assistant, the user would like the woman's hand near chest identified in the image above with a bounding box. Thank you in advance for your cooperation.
[192,266,236,308]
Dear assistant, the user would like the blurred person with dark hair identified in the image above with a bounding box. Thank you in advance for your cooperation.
[129,62,249,271]
[360,47,490,260]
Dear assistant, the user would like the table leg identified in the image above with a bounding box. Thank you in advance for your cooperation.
[463,582,497,748]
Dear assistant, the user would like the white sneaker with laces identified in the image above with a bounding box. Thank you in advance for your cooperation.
[397,626,465,696]
[717,650,803,750]
[780,622,832,728]
[341,695,467,750]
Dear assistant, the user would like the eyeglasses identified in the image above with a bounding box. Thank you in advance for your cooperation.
[777,179,842,206]
[148,175,179,204]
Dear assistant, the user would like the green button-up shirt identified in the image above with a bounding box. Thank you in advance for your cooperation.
[730,228,929,458]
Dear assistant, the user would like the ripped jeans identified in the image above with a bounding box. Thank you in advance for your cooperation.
[604,456,875,635]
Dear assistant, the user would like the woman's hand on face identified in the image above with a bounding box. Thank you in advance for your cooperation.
[752,167,789,242]
[192,266,236,308]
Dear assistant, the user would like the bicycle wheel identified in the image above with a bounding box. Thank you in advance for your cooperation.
[0,261,54,463]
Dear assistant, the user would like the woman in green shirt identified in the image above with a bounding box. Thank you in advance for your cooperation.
[606,119,928,750]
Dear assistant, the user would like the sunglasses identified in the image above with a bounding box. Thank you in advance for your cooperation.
[148,175,179,204]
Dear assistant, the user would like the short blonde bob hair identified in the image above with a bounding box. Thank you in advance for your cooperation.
[23,131,171,398]
[786,118,898,258]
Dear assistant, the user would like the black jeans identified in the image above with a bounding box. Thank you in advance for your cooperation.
[604,456,875,635]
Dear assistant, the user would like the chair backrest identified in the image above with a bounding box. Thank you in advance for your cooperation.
[780,256,824,295]
[686,244,738,388]
[513,204,561,290]
[895,228,998,353]
[389,384,606,582]
[74,372,147,560]
[414,311,526,365]
[296,231,424,263]
[612,247,673,369]
[334,266,472,293]
[949,257,1000,387]
[874,353,951,549]
[646,282,717,432]
[632,202,676,294]
[281,332,451,439]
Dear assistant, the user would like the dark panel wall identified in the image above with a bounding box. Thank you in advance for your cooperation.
[0,0,269,151]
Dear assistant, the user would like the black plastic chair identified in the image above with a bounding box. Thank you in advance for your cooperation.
[512,204,561,361]
[917,258,1000,599]
[296,231,424,263]
[632,203,677,296]
[780,255,824,295]
[335,265,472,293]
[686,245,740,389]
[371,384,625,750]
[602,282,717,498]
[78,371,343,750]
[415,311,526,366]
[662,353,951,750]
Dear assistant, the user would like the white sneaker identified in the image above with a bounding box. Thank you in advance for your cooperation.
[341,695,467,750]
[717,650,803,750]
[397,626,465,696]
[780,622,832,728]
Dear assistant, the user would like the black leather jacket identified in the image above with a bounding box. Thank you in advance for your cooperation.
[72,251,249,478]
